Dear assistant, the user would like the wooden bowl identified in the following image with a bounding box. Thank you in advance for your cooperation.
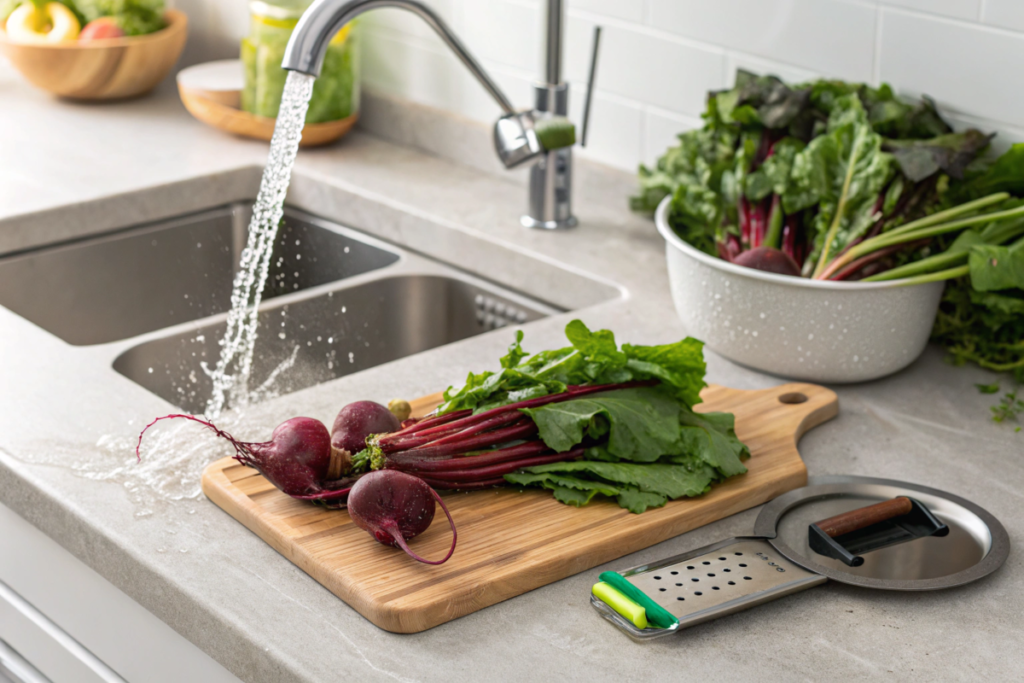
[177,64,358,147]
[0,9,188,100]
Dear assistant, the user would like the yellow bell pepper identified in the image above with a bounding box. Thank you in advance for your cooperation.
[5,0,80,43]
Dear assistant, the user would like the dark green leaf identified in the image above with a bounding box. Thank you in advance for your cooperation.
[976,383,1001,394]
[969,239,1024,292]
[885,130,993,182]
[521,387,684,459]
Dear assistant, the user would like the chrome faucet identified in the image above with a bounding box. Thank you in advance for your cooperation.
[282,0,599,230]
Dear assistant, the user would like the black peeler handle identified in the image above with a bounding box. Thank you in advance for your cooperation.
[809,497,949,566]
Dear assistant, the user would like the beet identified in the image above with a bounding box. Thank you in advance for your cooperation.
[331,401,401,456]
[347,470,457,565]
[732,246,802,277]
[137,414,350,500]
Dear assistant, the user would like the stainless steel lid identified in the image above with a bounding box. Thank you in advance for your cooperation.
[754,475,1010,591]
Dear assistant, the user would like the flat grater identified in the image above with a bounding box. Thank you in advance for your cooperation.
[592,476,1010,640]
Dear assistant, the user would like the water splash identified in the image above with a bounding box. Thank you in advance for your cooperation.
[205,71,316,418]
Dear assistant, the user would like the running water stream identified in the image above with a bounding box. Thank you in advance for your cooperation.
[204,71,316,418]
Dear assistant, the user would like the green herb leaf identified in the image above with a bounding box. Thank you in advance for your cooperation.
[969,239,1024,292]
[976,383,1001,394]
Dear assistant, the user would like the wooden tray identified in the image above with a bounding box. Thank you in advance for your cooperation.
[202,382,837,633]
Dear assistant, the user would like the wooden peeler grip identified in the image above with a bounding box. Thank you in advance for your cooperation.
[815,497,914,538]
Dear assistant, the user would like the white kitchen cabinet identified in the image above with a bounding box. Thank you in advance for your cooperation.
[0,503,241,683]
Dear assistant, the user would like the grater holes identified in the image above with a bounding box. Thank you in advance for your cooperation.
[707,573,715,577]
[691,578,699,582]
[695,591,703,596]
[712,586,720,590]
[728,581,736,585]
[654,576,662,580]
[744,576,752,580]
[739,563,747,567]
[702,561,711,565]
[676,597,685,601]
[670,571,678,575]
[718,557,727,560]
[675,583,683,587]
[659,588,667,592]
[735,552,743,556]
[686,566,694,570]
[723,568,731,572]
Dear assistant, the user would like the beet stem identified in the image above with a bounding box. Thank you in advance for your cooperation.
[417,476,508,490]
[413,448,584,483]
[392,419,538,460]
[386,439,550,472]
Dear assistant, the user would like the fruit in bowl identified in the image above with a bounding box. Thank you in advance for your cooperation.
[78,16,124,40]
[0,0,186,99]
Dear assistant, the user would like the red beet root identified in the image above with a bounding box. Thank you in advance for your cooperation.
[136,414,348,500]
[732,246,802,277]
[347,470,457,565]
[331,401,400,455]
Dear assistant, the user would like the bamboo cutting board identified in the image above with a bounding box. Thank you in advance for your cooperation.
[202,382,837,633]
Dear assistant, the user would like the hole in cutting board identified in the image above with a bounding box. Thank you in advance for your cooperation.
[779,392,808,404]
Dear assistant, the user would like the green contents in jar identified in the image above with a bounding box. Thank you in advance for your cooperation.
[241,0,359,124]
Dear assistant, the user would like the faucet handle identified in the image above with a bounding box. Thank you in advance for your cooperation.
[580,25,602,148]
[494,112,544,169]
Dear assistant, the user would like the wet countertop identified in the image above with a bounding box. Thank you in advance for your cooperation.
[1,63,1021,682]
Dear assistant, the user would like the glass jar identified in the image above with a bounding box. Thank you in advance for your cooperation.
[241,0,359,124]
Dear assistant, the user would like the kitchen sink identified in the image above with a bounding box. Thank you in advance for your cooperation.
[0,205,398,345]
[114,273,554,413]
[0,202,587,412]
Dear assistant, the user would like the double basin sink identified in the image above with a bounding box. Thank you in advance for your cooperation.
[0,204,562,413]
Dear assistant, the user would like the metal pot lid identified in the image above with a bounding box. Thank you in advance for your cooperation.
[753,475,1010,591]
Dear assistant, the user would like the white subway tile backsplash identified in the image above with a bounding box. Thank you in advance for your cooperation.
[982,0,1024,33]
[565,16,725,117]
[567,0,644,23]
[462,0,541,74]
[723,52,823,87]
[647,0,877,82]
[879,9,1024,129]
[643,110,703,166]
[359,0,459,41]
[569,90,644,171]
[880,0,980,21]
[362,29,468,114]
[178,0,1024,174]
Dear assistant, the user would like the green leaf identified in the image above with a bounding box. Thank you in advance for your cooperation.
[885,130,993,182]
[968,143,1024,197]
[521,387,684,459]
[969,239,1024,292]
[522,460,717,500]
[616,488,670,514]
[976,383,1001,394]
[678,409,750,477]
[744,138,805,202]
[789,94,894,269]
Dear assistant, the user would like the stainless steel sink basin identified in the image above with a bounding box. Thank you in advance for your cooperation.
[114,273,554,413]
[0,205,398,345]
[0,202,591,413]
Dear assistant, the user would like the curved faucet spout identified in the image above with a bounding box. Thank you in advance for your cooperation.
[282,0,515,115]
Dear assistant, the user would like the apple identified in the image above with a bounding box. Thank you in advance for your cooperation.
[79,18,125,41]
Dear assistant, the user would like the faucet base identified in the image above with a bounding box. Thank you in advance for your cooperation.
[521,215,578,230]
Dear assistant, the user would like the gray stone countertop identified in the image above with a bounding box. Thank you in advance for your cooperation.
[1,63,1021,682]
